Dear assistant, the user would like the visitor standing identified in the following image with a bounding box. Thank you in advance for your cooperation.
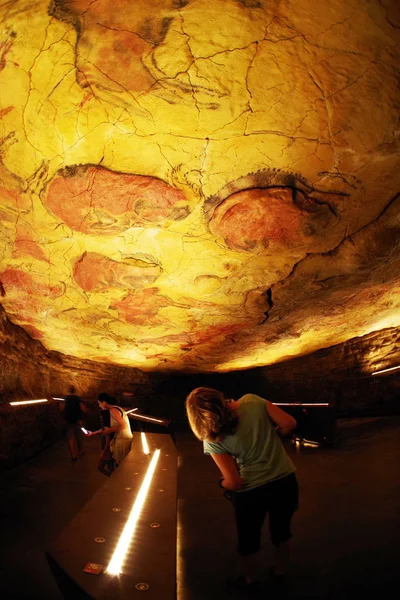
[63,386,86,462]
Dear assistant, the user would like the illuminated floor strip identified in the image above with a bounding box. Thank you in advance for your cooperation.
[274,402,330,407]
[294,437,320,448]
[130,413,166,424]
[107,449,161,575]
[141,432,150,455]
[10,399,48,406]
[372,365,400,375]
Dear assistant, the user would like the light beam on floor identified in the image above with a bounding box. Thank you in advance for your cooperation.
[107,448,161,575]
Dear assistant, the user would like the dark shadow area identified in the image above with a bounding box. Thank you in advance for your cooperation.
[0,436,105,599]
[0,417,399,599]
[177,416,400,599]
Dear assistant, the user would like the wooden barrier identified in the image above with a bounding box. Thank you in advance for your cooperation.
[46,432,177,599]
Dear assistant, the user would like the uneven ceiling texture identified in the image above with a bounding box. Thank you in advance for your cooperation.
[0,0,399,372]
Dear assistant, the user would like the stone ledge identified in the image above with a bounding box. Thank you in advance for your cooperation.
[46,432,177,599]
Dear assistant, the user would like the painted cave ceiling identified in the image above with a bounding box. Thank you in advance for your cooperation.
[0,0,399,373]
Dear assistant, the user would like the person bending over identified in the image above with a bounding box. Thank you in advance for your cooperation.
[186,387,298,594]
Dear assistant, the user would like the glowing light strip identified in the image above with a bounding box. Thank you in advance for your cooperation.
[107,449,160,575]
[301,439,320,448]
[372,365,400,375]
[274,402,330,407]
[294,437,320,448]
[130,412,166,424]
[303,441,320,448]
[125,408,138,415]
[141,432,150,455]
[52,397,65,402]
[9,399,48,406]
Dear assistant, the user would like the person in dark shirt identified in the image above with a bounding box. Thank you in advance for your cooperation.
[63,385,86,462]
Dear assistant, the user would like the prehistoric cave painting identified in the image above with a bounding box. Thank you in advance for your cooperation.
[112,288,172,326]
[12,224,49,263]
[205,169,351,254]
[43,165,190,235]
[0,185,20,251]
[182,323,243,350]
[73,252,161,292]
[49,0,186,94]
[141,322,243,355]
[49,0,247,108]
[0,106,13,119]
[0,268,64,300]
[0,32,15,73]
[0,292,47,325]
[0,166,30,216]
[112,287,221,327]
[0,268,64,337]
[0,0,399,372]
[208,187,330,252]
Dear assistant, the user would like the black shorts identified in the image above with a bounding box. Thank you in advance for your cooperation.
[233,472,298,555]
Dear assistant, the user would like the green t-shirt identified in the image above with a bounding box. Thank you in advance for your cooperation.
[203,394,295,491]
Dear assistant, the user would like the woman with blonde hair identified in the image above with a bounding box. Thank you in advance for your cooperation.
[186,387,298,595]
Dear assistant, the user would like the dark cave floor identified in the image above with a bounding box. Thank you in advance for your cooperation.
[1,415,399,599]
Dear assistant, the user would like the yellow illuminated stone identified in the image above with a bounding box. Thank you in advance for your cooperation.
[0,0,399,371]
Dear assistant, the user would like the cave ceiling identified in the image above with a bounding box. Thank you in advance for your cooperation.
[0,0,399,373]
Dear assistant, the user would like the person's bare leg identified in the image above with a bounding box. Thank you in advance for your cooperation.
[239,552,261,583]
[68,436,77,460]
[274,540,291,575]
[76,430,84,455]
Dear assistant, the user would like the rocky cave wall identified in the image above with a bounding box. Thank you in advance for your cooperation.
[250,327,400,416]
[1,306,399,468]
[1,0,399,374]
[0,306,154,400]
[152,328,400,420]
[0,306,154,468]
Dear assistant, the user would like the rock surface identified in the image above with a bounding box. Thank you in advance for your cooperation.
[0,0,399,372]
[1,304,399,466]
